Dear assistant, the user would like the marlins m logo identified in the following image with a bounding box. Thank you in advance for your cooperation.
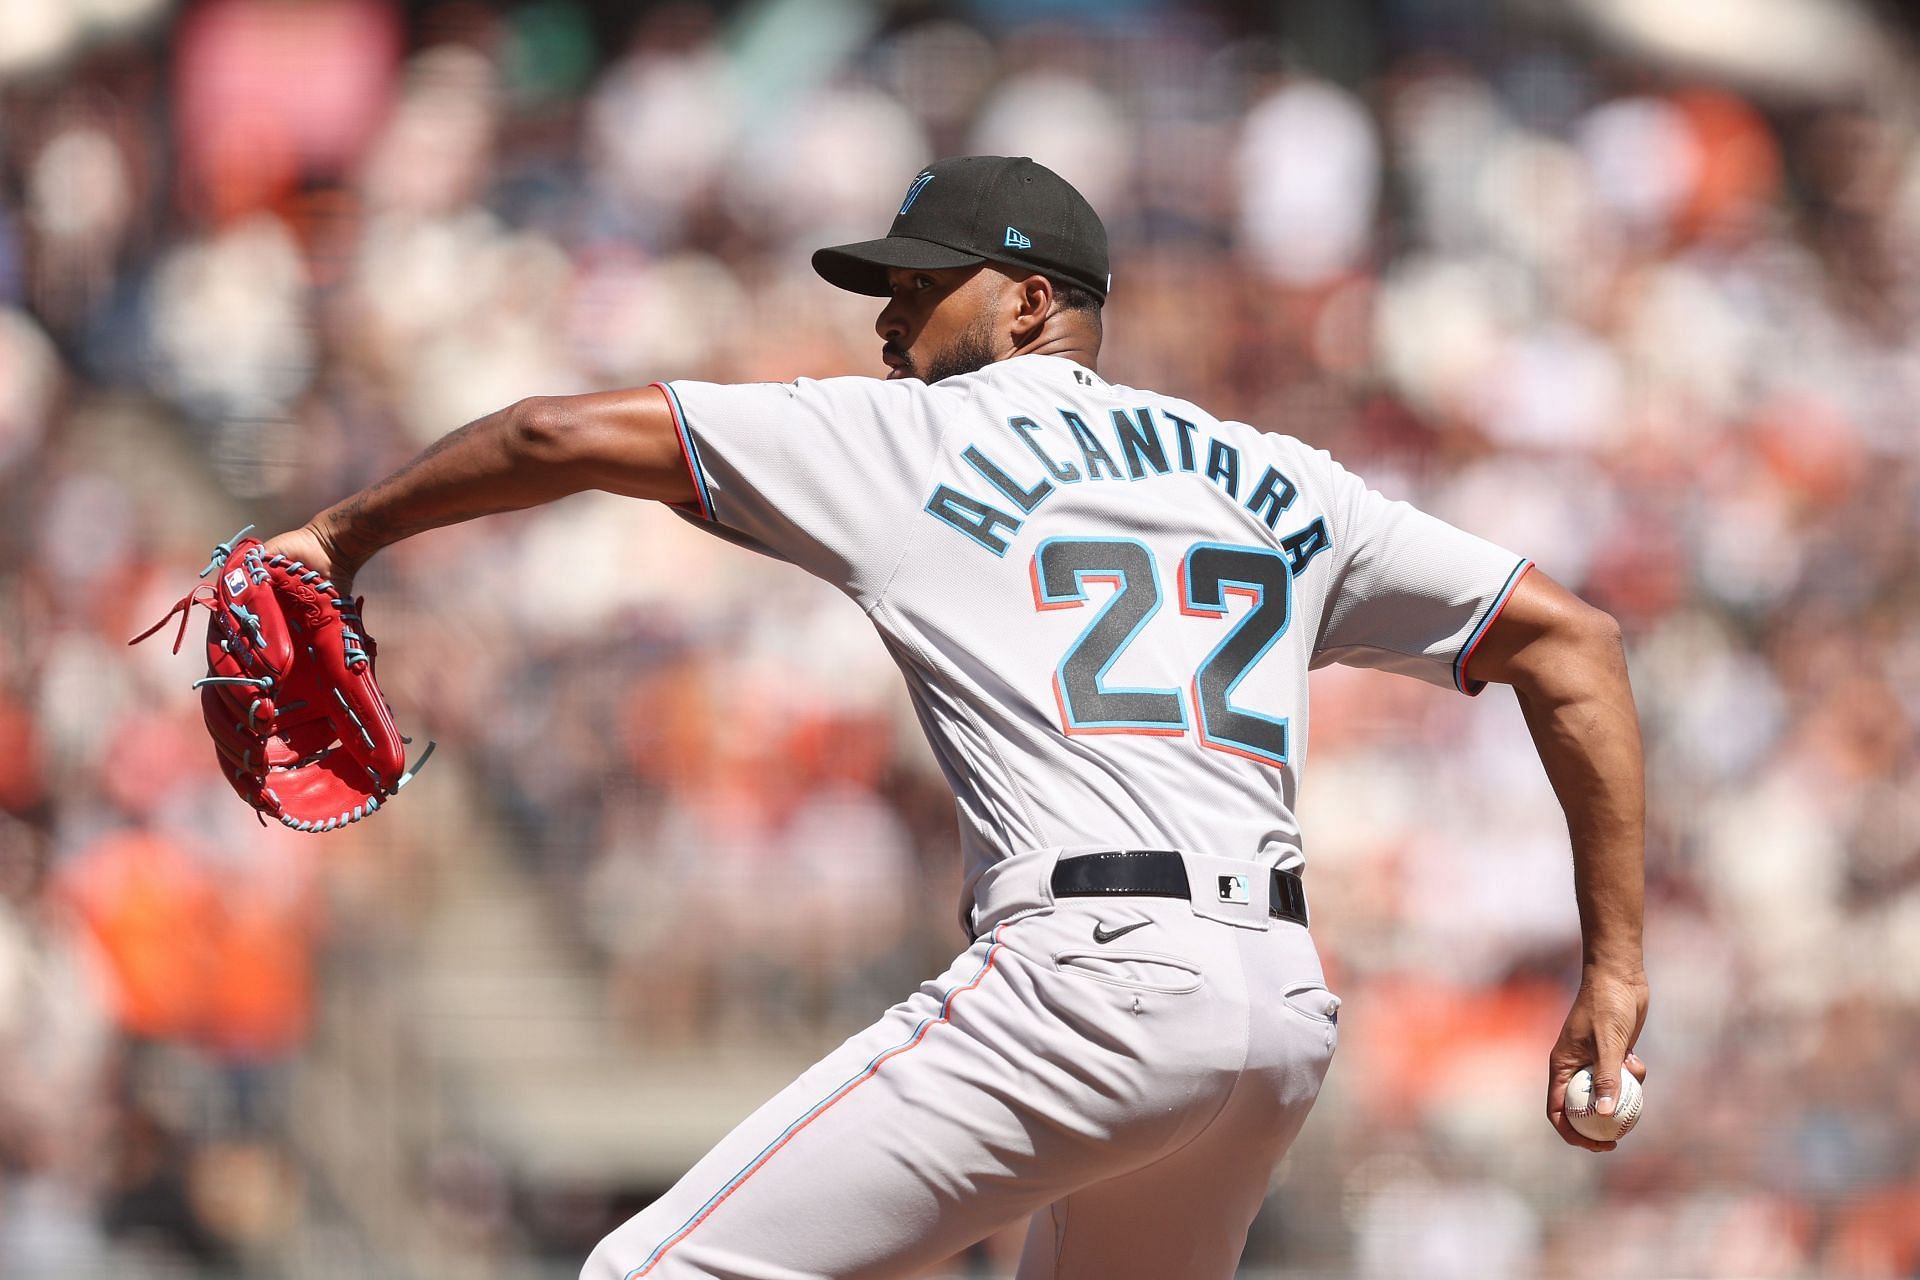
[899,171,935,215]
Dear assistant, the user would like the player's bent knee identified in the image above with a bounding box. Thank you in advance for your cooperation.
[581,1225,728,1280]
[579,1234,623,1280]
[580,1231,671,1280]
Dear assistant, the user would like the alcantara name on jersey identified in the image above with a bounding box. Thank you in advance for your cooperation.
[922,404,1332,568]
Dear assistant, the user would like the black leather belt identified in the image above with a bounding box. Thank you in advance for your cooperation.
[1051,850,1308,927]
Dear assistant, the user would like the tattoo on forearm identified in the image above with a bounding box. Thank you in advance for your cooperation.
[324,416,508,562]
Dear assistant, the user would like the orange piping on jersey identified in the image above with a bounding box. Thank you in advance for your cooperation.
[1453,560,1535,695]
[650,381,714,521]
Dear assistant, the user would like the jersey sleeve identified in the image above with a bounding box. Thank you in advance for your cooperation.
[1308,454,1532,694]
[657,376,947,605]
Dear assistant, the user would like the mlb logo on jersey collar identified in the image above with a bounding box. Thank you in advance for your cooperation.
[1218,875,1251,904]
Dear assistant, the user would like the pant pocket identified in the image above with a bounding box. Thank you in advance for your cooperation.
[1053,950,1204,994]
[1281,984,1341,1026]
[1276,984,1340,1075]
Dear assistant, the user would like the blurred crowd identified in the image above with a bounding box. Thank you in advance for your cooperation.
[2,0,1919,1276]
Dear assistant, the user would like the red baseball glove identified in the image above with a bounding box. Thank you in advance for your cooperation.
[132,526,432,832]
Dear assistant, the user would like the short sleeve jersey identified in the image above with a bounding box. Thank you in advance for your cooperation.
[660,356,1530,914]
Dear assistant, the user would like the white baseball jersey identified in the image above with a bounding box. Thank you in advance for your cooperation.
[593,352,1531,1280]
[658,354,1530,924]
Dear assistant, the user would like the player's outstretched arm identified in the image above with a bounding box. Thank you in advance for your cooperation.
[1463,569,1649,1153]
[263,387,692,592]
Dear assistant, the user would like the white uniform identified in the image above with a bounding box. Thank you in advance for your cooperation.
[584,354,1530,1280]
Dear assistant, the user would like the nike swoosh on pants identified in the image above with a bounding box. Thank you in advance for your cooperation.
[1092,921,1151,944]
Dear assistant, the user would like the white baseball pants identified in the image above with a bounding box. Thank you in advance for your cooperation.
[582,849,1340,1280]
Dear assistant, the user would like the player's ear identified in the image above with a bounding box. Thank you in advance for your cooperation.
[1008,273,1053,343]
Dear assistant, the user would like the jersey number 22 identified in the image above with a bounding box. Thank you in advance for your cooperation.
[1030,537,1291,767]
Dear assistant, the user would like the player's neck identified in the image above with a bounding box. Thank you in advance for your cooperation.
[1006,328,1100,373]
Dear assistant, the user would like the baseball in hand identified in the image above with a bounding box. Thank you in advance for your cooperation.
[1565,1066,1643,1142]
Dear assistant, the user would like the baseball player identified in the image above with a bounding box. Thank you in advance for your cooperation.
[266,156,1649,1279]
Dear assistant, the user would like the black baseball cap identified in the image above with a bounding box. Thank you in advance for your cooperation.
[812,155,1110,301]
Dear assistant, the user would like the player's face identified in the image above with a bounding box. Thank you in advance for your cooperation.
[877,265,1005,384]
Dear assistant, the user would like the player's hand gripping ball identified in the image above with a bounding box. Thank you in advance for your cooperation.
[1565,1065,1643,1143]
[131,526,433,832]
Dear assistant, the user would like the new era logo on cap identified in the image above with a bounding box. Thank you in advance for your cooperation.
[1218,875,1250,904]
[812,156,1109,301]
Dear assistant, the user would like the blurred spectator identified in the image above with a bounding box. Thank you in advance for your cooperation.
[2,1,1918,1275]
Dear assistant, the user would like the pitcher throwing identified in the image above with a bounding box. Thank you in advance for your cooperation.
[265,156,1650,1279]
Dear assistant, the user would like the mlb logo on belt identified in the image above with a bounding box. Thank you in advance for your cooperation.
[1217,875,1250,904]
